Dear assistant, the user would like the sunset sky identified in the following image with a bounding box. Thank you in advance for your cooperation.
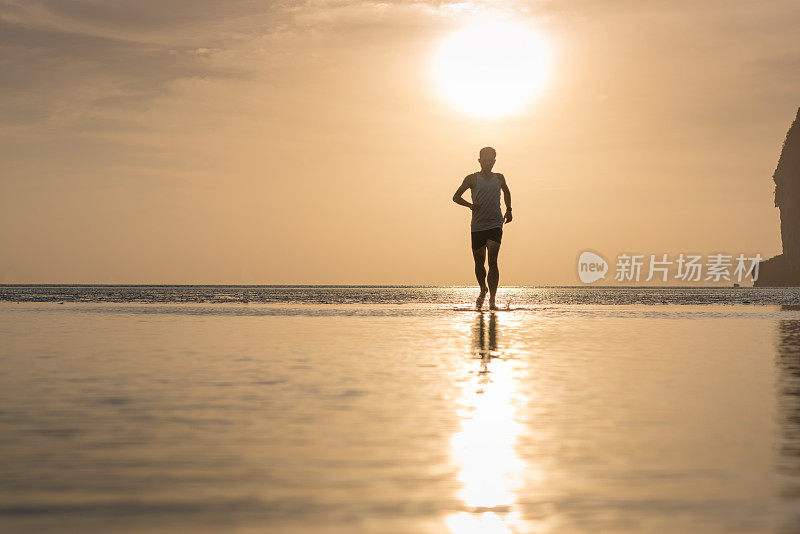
[2,0,799,285]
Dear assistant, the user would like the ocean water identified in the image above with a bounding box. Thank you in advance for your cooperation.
[1,286,800,533]
[4,284,800,305]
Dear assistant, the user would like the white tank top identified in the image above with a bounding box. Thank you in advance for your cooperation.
[470,172,504,232]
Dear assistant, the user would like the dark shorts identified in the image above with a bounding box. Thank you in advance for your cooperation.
[471,226,502,249]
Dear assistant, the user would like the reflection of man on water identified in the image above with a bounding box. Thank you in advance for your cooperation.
[452,147,513,310]
[472,312,499,373]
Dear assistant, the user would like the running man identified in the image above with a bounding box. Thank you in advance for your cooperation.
[452,146,513,310]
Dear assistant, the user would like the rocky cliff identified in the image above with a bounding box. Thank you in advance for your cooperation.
[755,107,800,287]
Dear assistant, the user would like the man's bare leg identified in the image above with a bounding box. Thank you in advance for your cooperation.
[487,239,501,309]
[472,245,488,309]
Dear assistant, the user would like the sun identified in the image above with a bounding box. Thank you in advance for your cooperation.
[431,19,550,119]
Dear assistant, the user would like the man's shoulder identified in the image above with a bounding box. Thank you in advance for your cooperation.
[495,173,507,184]
[463,173,477,186]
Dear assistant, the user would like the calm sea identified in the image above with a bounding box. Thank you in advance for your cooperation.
[2,284,800,305]
[1,286,799,533]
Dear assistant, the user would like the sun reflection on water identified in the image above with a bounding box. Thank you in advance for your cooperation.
[447,312,527,533]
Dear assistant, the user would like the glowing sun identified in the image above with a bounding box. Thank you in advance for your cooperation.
[432,19,550,119]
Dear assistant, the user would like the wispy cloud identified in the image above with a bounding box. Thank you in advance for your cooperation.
[0,0,442,130]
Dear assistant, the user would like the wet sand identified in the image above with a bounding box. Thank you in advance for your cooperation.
[1,300,799,533]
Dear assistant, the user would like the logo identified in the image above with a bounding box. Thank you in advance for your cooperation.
[576,250,762,284]
[578,251,608,283]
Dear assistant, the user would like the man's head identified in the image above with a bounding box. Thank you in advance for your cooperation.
[478,146,496,172]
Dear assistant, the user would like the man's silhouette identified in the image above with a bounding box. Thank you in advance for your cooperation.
[452,147,513,310]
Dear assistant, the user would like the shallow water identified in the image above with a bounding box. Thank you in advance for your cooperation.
[1,287,800,533]
[4,284,800,305]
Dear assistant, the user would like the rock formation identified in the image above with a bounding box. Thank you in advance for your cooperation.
[755,107,800,287]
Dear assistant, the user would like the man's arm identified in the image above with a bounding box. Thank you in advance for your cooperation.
[452,174,475,210]
[499,174,513,223]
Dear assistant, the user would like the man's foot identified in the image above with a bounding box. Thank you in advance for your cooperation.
[476,288,487,309]
[489,298,498,310]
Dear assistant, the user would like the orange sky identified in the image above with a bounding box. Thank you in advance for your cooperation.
[1,0,799,284]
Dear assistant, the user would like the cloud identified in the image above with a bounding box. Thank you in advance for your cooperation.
[0,1,441,128]
[3,0,798,169]
[0,0,291,45]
